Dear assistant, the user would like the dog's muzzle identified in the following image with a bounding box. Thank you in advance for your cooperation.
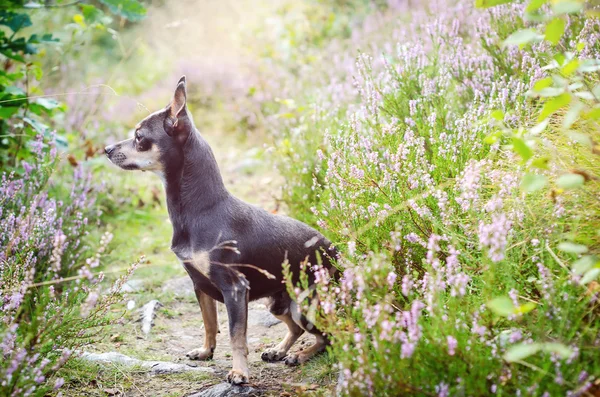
[104,145,116,156]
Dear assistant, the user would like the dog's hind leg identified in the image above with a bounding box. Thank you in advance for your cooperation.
[261,295,304,362]
[222,275,250,385]
[284,300,329,366]
[186,290,218,360]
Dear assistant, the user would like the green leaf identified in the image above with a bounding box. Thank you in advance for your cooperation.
[512,137,533,161]
[0,106,19,119]
[575,91,595,100]
[556,173,585,189]
[538,93,571,121]
[572,255,598,275]
[578,59,600,73]
[503,29,542,48]
[53,133,69,149]
[530,119,549,135]
[533,77,553,92]
[475,0,514,8]
[557,242,588,254]
[521,174,547,193]
[504,343,542,362]
[587,107,600,120]
[563,102,584,129]
[562,59,580,76]
[536,87,564,97]
[581,268,600,284]
[531,157,550,170]
[35,97,61,110]
[491,110,505,121]
[81,4,111,24]
[593,84,600,99]
[552,1,583,14]
[484,130,502,144]
[545,18,566,45]
[487,297,515,317]
[23,117,49,134]
[515,302,537,314]
[97,0,147,21]
[0,11,32,32]
[526,0,547,12]
[541,343,573,359]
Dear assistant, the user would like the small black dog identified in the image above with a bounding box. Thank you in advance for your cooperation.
[105,76,336,384]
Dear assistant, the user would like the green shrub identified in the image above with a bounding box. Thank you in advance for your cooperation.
[272,0,600,395]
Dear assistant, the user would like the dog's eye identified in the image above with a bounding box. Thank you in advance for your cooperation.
[135,133,141,142]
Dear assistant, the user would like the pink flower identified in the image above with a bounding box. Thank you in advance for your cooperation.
[447,335,458,356]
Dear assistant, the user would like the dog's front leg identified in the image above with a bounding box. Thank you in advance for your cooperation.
[223,283,249,385]
[186,290,218,360]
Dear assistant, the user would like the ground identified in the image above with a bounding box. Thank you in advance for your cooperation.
[61,128,336,396]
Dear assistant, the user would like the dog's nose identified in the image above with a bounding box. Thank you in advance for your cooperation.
[104,145,115,156]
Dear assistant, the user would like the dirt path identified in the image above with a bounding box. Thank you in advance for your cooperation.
[84,130,331,396]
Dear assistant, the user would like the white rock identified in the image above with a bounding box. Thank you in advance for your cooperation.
[81,352,214,375]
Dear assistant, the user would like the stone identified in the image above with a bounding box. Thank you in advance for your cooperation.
[247,309,281,328]
[81,352,214,375]
[120,279,145,293]
[187,383,259,397]
[162,276,195,297]
[140,300,162,335]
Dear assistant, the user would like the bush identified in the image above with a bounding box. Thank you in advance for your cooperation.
[0,136,137,397]
[272,1,600,395]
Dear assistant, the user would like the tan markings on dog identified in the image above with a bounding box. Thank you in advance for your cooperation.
[186,290,218,360]
[189,250,211,277]
[119,140,163,172]
[198,291,218,346]
[230,325,249,382]
[294,333,328,363]
[262,312,304,361]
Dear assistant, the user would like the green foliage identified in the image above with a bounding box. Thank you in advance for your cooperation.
[0,0,146,170]
[97,0,146,21]
[475,0,514,8]
[269,0,600,394]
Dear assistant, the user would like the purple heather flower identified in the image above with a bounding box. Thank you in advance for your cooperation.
[447,336,458,356]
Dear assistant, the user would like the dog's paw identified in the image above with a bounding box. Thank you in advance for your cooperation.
[284,353,302,366]
[186,347,213,361]
[226,369,249,385]
[261,347,286,362]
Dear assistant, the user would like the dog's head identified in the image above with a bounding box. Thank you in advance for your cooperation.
[105,76,192,173]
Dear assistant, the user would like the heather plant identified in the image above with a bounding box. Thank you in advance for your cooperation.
[0,136,139,396]
[271,0,600,395]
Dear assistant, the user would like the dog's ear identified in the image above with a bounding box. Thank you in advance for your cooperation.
[165,76,187,136]
[170,76,187,118]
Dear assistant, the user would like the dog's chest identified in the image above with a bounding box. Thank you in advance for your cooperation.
[171,244,192,262]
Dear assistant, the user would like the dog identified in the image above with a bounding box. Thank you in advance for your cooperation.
[105,76,337,384]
